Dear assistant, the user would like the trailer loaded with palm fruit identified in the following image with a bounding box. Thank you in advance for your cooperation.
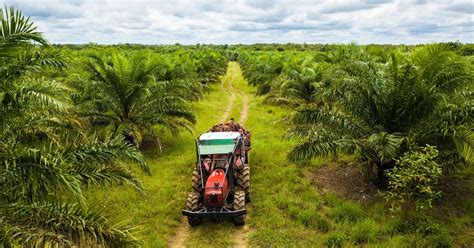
[182,123,251,226]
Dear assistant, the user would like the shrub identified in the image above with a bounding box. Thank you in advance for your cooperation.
[351,219,380,244]
[324,231,345,248]
[330,201,363,223]
[382,145,443,213]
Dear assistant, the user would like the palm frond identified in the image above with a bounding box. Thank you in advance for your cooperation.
[362,132,406,165]
[287,128,358,161]
[1,49,67,83]
[71,162,144,193]
[1,203,142,247]
[453,129,474,163]
[62,135,150,175]
[0,6,47,59]
[8,78,72,111]
[0,146,84,205]
[292,106,370,137]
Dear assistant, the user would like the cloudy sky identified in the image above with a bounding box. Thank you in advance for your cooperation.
[5,0,473,44]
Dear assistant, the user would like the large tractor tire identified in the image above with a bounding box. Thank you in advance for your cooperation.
[192,168,202,193]
[233,191,246,226]
[236,166,251,203]
[185,192,202,226]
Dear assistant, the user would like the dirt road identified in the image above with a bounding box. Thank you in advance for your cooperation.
[169,62,250,248]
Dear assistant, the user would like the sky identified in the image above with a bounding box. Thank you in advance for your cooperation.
[4,0,474,44]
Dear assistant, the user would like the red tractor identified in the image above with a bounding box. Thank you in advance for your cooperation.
[182,131,251,226]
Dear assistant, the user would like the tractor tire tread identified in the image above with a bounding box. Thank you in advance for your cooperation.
[236,167,251,203]
[185,192,201,226]
[233,191,246,226]
[192,169,202,193]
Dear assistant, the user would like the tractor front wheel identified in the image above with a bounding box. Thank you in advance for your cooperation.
[233,191,246,226]
[185,192,202,226]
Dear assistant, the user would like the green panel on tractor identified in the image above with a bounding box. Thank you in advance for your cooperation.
[200,139,235,145]
[197,131,240,155]
[199,144,235,155]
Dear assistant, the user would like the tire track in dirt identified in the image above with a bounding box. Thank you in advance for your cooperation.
[238,90,249,125]
[232,63,250,248]
[168,217,190,248]
[233,225,250,248]
[220,67,237,123]
[169,63,237,248]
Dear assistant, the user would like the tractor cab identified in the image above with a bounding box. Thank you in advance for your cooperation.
[197,131,246,171]
[182,131,250,226]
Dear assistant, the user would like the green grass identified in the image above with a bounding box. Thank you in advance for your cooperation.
[330,201,364,223]
[351,219,381,244]
[325,231,346,248]
[86,62,474,247]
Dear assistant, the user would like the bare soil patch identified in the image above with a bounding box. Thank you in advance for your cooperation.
[435,171,474,216]
[305,160,377,204]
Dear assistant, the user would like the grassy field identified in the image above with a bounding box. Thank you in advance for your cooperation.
[87,62,473,247]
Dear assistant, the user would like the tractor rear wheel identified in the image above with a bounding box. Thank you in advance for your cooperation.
[185,192,201,226]
[233,191,246,226]
[192,168,202,193]
[236,166,251,203]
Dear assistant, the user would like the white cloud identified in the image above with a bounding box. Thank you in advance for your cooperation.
[4,0,473,44]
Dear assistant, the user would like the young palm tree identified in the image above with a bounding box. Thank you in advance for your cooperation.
[240,52,284,95]
[265,56,332,107]
[193,50,227,84]
[288,44,473,185]
[1,6,147,247]
[80,51,196,148]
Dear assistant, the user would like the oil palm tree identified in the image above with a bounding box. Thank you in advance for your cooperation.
[240,52,284,95]
[81,51,196,148]
[193,50,227,84]
[1,6,147,247]
[288,44,473,185]
[265,56,333,107]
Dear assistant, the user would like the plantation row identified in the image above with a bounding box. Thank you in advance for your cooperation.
[238,43,472,183]
[239,44,474,208]
[235,44,473,245]
[0,7,228,246]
